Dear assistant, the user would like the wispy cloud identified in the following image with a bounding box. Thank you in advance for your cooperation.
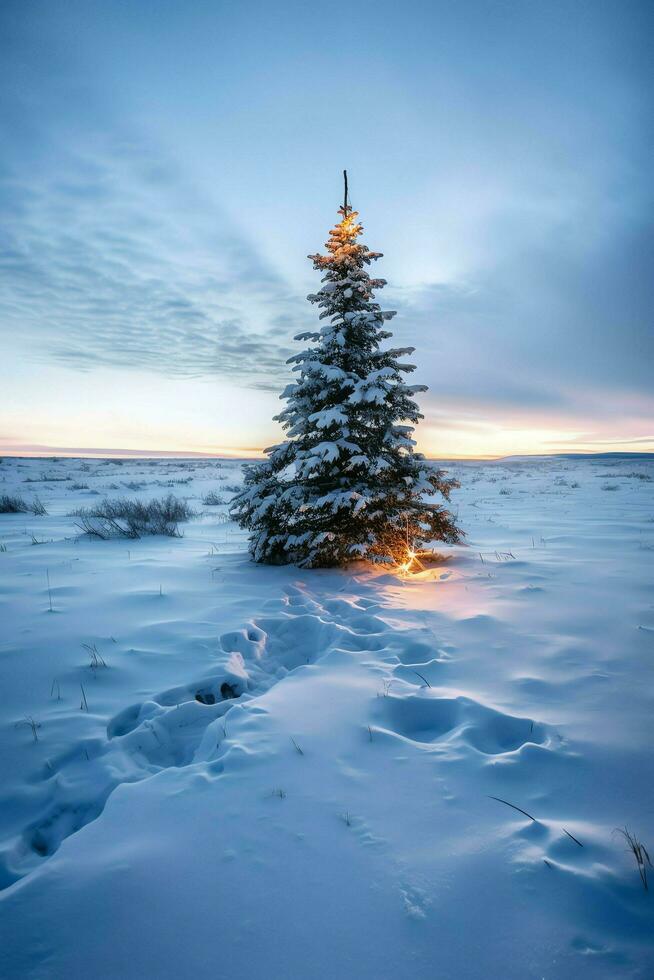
[387,201,654,417]
[0,130,300,387]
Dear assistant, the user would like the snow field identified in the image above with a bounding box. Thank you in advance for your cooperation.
[0,453,652,978]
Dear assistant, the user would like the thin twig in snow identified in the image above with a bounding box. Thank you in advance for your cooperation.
[488,796,536,822]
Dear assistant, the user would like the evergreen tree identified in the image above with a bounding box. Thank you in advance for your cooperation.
[230,175,462,568]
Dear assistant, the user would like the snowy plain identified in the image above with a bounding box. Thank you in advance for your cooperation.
[0,453,652,979]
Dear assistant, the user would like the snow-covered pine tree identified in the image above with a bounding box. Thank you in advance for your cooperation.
[230,174,462,568]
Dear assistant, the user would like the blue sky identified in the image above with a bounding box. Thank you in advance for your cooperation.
[1,0,652,457]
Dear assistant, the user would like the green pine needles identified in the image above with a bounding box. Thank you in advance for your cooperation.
[230,189,463,567]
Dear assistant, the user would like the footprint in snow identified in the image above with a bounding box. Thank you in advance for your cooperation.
[0,584,367,890]
[377,688,549,757]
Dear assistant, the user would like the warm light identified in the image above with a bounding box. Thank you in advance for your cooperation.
[396,547,427,576]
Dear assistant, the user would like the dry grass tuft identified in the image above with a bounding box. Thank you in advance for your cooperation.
[72,494,195,539]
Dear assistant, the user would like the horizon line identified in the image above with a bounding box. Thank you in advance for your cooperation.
[2,447,653,462]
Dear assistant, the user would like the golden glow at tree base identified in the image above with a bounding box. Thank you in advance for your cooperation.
[396,548,443,576]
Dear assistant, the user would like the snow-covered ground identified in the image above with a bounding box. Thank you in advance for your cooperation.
[0,453,652,979]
